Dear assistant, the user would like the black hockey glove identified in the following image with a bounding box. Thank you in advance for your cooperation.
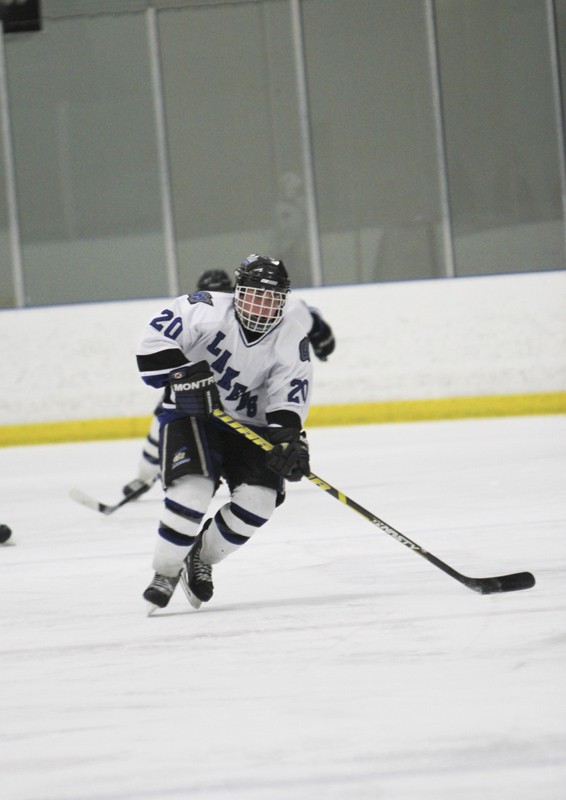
[265,427,310,482]
[308,312,335,361]
[168,361,222,419]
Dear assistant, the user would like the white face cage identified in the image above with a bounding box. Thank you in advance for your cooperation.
[234,285,288,334]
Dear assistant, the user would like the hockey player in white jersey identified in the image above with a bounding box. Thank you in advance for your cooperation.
[124,267,335,498]
[122,269,234,498]
[137,254,313,609]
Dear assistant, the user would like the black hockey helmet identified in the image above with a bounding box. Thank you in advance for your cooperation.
[196,269,233,293]
[234,254,290,334]
[234,254,291,292]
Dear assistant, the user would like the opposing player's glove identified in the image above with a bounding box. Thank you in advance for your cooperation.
[308,312,335,361]
[168,361,222,419]
[265,427,310,482]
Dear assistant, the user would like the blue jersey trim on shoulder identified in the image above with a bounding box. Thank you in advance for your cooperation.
[300,336,311,361]
[187,290,213,306]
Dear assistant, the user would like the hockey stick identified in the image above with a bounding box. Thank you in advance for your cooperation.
[69,476,158,516]
[212,409,535,595]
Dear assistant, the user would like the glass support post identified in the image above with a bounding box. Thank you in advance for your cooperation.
[290,0,323,286]
[0,25,25,306]
[425,0,455,278]
[146,7,179,297]
[545,0,566,259]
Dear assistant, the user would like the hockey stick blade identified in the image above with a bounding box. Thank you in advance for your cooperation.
[462,571,536,595]
[69,487,132,515]
[211,409,536,595]
[69,477,157,516]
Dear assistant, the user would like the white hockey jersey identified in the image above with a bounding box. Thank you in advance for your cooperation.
[137,291,313,427]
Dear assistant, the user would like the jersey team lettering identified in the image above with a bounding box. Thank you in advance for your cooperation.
[138,291,312,426]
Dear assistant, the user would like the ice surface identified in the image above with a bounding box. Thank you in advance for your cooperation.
[1,416,565,800]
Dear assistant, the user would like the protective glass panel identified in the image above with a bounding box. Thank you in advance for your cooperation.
[435,0,566,276]
[301,0,445,284]
[157,1,310,290]
[4,11,168,305]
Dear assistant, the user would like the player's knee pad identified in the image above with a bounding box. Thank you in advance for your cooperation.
[161,475,215,538]
[224,483,278,536]
[199,485,278,565]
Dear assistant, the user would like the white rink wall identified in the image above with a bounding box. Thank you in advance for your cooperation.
[1,270,565,427]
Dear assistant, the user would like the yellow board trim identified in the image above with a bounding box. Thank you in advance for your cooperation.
[1,392,565,448]
[0,416,154,447]
[306,392,566,427]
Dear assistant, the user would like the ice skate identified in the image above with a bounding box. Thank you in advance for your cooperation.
[143,572,180,610]
[185,532,214,606]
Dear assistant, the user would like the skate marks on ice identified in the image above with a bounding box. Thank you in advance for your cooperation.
[0,417,565,800]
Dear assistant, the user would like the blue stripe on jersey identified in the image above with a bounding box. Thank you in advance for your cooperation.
[137,351,190,388]
[140,372,169,388]
[137,350,189,371]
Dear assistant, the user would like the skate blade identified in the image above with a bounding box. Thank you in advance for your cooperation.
[187,592,202,610]
[179,570,202,609]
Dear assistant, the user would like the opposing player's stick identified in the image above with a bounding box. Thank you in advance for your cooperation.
[212,409,535,595]
[69,476,158,515]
